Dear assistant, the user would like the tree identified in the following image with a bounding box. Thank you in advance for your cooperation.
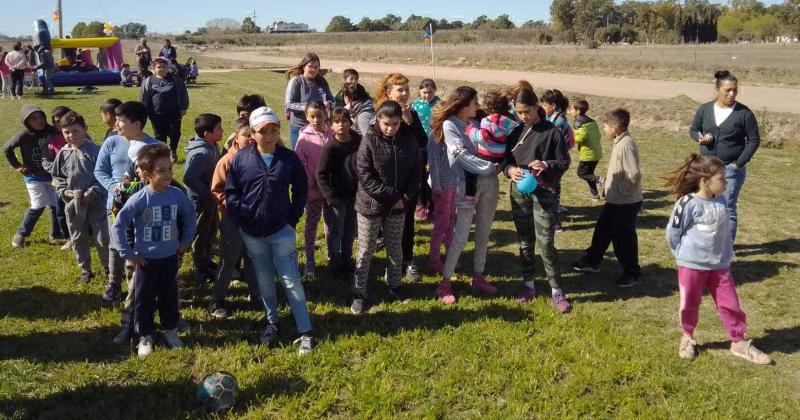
[71,22,87,38]
[326,16,354,32]
[550,0,577,41]
[522,20,549,30]
[718,13,746,41]
[206,18,240,32]
[116,22,147,39]
[746,13,781,41]
[491,14,516,30]
[241,17,260,33]
[470,15,490,29]
[83,21,106,37]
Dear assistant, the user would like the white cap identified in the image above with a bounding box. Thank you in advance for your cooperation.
[249,106,280,131]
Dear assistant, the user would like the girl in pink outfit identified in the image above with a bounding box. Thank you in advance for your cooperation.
[0,51,11,98]
[295,101,335,280]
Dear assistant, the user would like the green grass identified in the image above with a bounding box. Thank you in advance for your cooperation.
[1,70,799,419]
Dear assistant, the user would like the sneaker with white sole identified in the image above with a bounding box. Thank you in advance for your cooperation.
[295,334,314,356]
[678,335,697,360]
[11,234,25,248]
[60,239,73,251]
[163,329,185,349]
[404,263,421,283]
[260,323,280,347]
[137,335,154,357]
[730,340,772,365]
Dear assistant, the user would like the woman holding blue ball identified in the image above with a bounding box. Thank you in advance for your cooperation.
[502,84,572,313]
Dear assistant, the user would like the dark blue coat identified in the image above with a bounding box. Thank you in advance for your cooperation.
[225,145,307,238]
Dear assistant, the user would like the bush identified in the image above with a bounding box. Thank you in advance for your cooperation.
[584,39,600,49]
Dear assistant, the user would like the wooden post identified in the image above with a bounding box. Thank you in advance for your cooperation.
[57,0,63,38]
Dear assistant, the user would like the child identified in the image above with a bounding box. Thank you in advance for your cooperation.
[541,89,575,232]
[51,111,110,284]
[569,98,604,200]
[411,79,441,135]
[225,106,314,355]
[184,114,222,283]
[665,154,771,364]
[0,51,11,99]
[139,57,190,163]
[120,63,134,87]
[112,142,197,357]
[42,106,73,247]
[4,105,61,248]
[572,108,642,288]
[223,94,267,154]
[335,68,359,107]
[316,107,361,281]
[464,90,518,203]
[284,53,335,149]
[100,98,123,140]
[426,117,459,274]
[295,101,334,281]
[351,100,421,314]
[341,83,374,137]
[209,117,258,318]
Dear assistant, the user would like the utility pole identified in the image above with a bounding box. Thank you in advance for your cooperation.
[252,10,257,24]
[57,0,63,38]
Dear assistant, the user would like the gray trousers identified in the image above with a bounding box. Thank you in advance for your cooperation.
[214,212,257,302]
[67,200,109,275]
[353,212,404,298]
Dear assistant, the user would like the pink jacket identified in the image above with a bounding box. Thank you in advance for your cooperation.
[4,51,28,71]
[295,124,334,202]
[0,57,9,76]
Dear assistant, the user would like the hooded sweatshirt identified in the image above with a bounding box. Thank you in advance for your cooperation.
[211,141,245,213]
[3,104,59,183]
[501,119,571,194]
[666,194,734,270]
[295,125,334,203]
[183,136,220,207]
[466,113,519,162]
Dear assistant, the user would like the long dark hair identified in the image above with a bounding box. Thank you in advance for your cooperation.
[286,52,329,91]
[664,154,726,198]
[542,89,569,112]
[514,88,547,120]
[430,86,478,143]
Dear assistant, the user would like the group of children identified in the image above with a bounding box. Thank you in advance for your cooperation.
[2,59,772,364]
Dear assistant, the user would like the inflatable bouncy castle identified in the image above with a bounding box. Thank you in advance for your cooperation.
[33,19,123,86]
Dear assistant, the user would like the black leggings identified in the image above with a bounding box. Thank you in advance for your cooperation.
[10,69,24,97]
[149,114,182,152]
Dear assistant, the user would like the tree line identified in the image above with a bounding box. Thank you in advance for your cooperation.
[70,22,147,39]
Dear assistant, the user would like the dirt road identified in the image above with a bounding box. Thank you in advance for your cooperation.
[203,51,799,115]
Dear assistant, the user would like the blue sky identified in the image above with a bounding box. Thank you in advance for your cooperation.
[0,0,785,37]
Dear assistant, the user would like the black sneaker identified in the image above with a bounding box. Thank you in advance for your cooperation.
[260,323,280,346]
[572,260,601,273]
[77,272,93,285]
[350,297,366,315]
[102,282,121,303]
[388,287,411,304]
[208,300,228,319]
[112,326,132,345]
[616,275,640,288]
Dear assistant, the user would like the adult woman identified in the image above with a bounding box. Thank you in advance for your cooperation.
[374,73,428,282]
[502,85,572,313]
[284,53,335,149]
[689,70,760,242]
[432,86,500,305]
[4,43,28,100]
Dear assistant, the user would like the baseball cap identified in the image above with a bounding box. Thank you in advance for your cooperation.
[249,106,280,131]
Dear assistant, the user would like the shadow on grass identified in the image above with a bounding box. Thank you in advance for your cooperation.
[0,286,103,321]
[734,238,800,257]
[0,373,307,419]
[0,326,128,363]
[700,325,800,357]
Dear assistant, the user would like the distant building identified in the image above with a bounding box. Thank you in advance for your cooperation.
[266,22,311,34]
[776,35,798,43]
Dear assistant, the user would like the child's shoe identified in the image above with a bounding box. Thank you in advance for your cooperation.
[516,285,535,303]
[295,334,314,356]
[137,335,154,357]
[11,234,25,248]
[730,340,772,365]
[260,324,280,347]
[678,335,697,360]
[414,206,428,222]
[436,281,456,305]
[552,291,571,313]
[77,271,93,285]
[163,329,185,349]
[471,275,498,296]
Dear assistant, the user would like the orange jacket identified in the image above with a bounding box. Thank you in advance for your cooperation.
[211,143,244,213]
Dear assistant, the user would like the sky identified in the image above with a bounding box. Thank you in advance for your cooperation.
[0,0,786,37]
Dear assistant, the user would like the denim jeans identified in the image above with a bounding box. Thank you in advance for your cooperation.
[724,165,746,242]
[289,124,301,150]
[240,225,312,334]
[328,198,357,273]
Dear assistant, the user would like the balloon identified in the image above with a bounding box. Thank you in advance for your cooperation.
[516,170,538,194]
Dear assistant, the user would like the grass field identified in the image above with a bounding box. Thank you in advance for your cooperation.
[1,70,799,418]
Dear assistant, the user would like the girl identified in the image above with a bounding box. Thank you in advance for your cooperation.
[316,107,361,281]
[432,86,500,305]
[0,51,11,99]
[502,86,572,313]
[295,101,335,281]
[342,82,375,137]
[426,115,458,274]
[43,106,73,248]
[284,53,335,149]
[351,101,421,314]
[375,73,429,282]
[541,89,574,232]
[665,154,771,364]
[411,79,440,221]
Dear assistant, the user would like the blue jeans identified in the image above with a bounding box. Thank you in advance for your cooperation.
[289,125,301,150]
[724,165,746,242]
[240,225,312,334]
[329,198,357,272]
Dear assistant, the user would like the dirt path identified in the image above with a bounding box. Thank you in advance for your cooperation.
[203,51,800,115]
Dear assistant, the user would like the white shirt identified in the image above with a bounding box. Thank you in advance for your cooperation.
[713,102,736,127]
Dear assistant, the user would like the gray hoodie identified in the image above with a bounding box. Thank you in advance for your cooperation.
[3,104,58,181]
[666,194,734,270]
[183,136,219,207]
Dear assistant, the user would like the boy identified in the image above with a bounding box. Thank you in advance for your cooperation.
[95,101,157,305]
[99,98,123,140]
[225,106,314,355]
[51,111,110,284]
[334,68,359,107]
[120,63,134,87]
[112,142,197,357]
[4,105,60,248]
[184,113,222,283]
[569,99,604,200]
[139,57,189,163]
[572,108,643,287]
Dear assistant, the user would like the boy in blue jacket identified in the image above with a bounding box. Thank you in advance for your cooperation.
[225,106,314,355]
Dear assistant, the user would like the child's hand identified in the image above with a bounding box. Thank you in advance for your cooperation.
[131,256,147,267]
[529,160,547,174]
[16,166,30,175]
[508,167,525,182]
[64,190,75,199]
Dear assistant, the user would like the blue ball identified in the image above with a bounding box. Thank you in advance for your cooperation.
[517,171,538,194]
[197,371,239,413]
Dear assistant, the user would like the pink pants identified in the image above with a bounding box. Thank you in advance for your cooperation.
[429,188,457,265]
[305,199,332,271]
[678,266,747,341]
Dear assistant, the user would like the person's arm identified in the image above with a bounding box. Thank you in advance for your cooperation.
[501,126,523,178]
[211,159,229,211]
[734,109,761,168]
[183,154,213,205]
[544,130,571,175]
[427,138,442,193]
[3,136,23,169]
[356,112,372,138]
[402,146,422,206]
[465,121,493,144]
[224,157,243,221]
[573,125,588,148]
[356,139,401,204]
[93,140,117,193]
[443,121,496,176]
[176,77,189,114]
[284,77,306,112]
[138,78,151,108]
[315,144,339,207]
[620,141,641,192]
[52,152,70,201]
[41,139,57,174]
[177,192,198,251]
[322,82,335,109]
[688,105,705,142]
[666,197,693,253]
[111,195,141,259]
[288,153,308,227]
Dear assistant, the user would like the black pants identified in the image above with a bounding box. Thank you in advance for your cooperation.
[10,69,24,97]
[134,254,180,337]
[419,166,433,211]
[581,202,642,278]
[577,160,600,195]
[16,206,58,237]
[53,197,70,240]
[149,114,182,153]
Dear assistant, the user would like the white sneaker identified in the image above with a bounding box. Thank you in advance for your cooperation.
[294,334,314,356]
[60,239,73,251]
[137,335,154,357]
[163,329,185,349]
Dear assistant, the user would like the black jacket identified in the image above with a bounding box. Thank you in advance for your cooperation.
[355,122,421,217]
[689,101,760,167]
[316,131,361,207]
[502,119,570,193]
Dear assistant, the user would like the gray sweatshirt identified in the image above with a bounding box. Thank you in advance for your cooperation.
[666,194,734,270]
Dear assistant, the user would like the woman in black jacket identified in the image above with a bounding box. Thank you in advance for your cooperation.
[351,101,421,314]
[688,70,760,242]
